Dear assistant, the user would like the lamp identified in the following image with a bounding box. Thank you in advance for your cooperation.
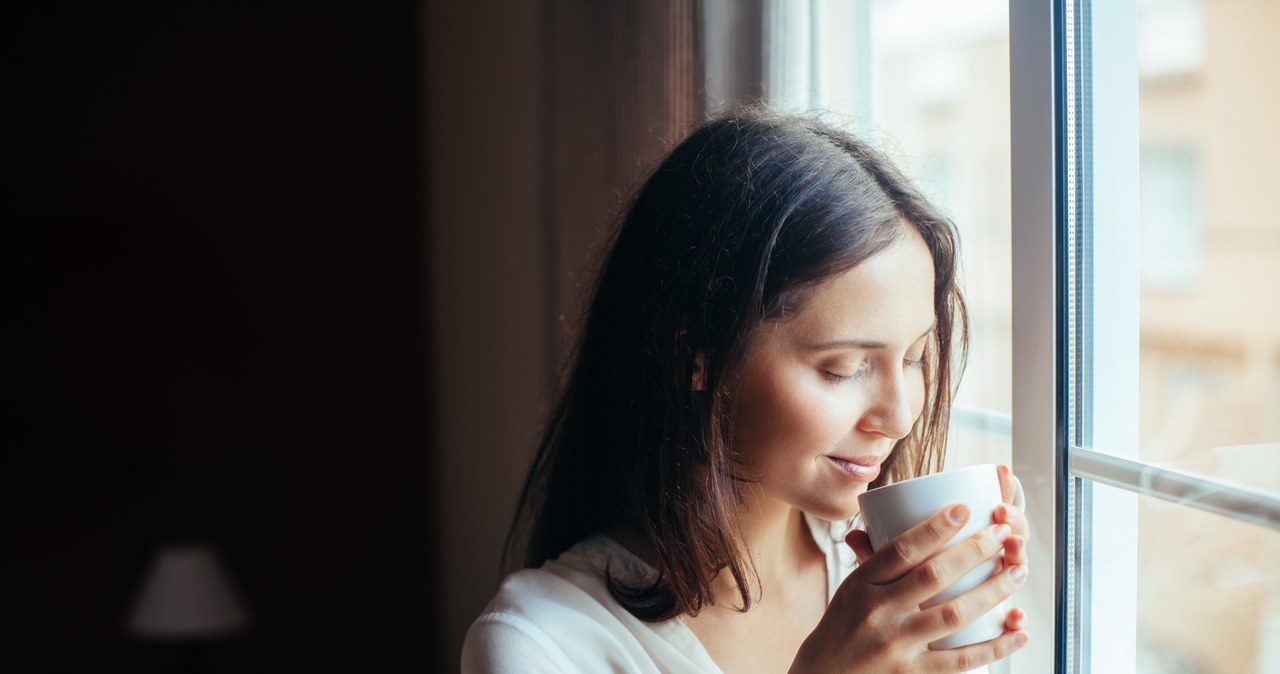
[126,542,250,639]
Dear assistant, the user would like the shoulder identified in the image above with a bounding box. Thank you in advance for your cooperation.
[461,537,679,674]
[474,536,643,627]
[462,606,580,674]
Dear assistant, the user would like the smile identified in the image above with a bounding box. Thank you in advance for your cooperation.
[826,455,882,483]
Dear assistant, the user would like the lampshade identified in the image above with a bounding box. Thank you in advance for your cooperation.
[126,543,251,638]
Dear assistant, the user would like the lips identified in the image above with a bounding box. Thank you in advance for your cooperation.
[826,455,883,483]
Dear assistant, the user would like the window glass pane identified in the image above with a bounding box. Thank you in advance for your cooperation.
[778,0,1010,468]
[1089,483,1280,673]
[1136,0,1280,474]
[860,0,1012,468]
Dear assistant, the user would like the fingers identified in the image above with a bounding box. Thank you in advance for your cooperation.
[994,501,1031,560]
[911,562,1029,644]
[920,629,1030,672]
[992,470,1032,569]
[855,504,971,585]
[896,523,1011,606]
[1004,606,1027,632]
[998,464,1017,504]
[1001,534,1028,568]
[993,502,1022,527]
[845,529,874,565]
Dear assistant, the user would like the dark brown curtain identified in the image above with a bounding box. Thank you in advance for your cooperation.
[543,0,703,367]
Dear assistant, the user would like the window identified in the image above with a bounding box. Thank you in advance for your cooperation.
[767,0,1280,670]
[1013,1,1280,672]
[1139,145,1201,291]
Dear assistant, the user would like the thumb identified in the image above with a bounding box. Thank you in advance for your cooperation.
[845,529,874,565]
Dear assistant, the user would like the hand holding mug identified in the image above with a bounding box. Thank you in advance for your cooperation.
[790,499,1029,673]
[855,463,1028,649]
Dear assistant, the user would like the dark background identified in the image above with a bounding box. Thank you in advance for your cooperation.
[7,2,436,671]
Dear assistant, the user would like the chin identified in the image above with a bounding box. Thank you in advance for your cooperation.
[804,496,863,523]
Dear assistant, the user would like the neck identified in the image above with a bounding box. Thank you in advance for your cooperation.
[715,488,817,602]
[603,492,823,611]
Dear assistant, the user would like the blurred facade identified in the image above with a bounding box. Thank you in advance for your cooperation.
[1132,1,1279,672]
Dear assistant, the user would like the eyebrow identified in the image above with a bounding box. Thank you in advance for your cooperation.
[802,322,936,352]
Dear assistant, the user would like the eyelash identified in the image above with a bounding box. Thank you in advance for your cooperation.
[823,356,926,384]
[822,362,869,385]
[822,368,863,385]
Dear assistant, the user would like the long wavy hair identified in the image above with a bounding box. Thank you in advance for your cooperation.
[504,110,969,622]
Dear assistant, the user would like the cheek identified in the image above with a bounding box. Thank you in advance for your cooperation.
[909,372,927,417]
[913,368,930,419]
[733,369,857,464]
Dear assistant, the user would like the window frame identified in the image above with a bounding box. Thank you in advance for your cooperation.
[1008,1,1062,671]
[1012,2,1280,672]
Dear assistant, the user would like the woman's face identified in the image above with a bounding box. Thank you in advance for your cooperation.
[730,226,936,521]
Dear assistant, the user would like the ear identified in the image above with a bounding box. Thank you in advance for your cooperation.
[677,325,707,392]
[692,351,707,391]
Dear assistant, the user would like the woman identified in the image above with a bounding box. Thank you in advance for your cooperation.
[462,111,1030,673]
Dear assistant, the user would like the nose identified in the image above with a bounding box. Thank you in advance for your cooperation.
[856,366,919,440]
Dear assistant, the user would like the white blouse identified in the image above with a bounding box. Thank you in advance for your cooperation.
[461,514,988,673]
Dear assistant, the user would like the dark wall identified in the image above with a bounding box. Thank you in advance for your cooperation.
[7,3,435,671]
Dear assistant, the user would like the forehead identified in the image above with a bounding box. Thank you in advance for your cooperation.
[776,228,936,342]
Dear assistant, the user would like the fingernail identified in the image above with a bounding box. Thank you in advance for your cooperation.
[1013,632,1028,647]
[948,504,969,523]
[1009,565,1027,584]
[996,524,1012,541]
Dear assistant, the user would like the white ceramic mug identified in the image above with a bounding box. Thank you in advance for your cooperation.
[856,463,1025,650]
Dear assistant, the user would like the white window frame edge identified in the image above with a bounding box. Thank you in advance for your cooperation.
[1012,2,1142,672]
[1009,0,1060,671]
[1072,1,1140,672]
[1070,448,1280,531]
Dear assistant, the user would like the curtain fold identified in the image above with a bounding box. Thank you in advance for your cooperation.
[542,0,702,367]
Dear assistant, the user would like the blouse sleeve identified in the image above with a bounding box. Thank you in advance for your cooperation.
[461,611,584,674]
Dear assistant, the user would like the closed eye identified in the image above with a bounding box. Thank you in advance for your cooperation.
[822,362,870,385]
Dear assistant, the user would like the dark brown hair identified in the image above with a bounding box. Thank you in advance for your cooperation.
[505,110,969,621]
